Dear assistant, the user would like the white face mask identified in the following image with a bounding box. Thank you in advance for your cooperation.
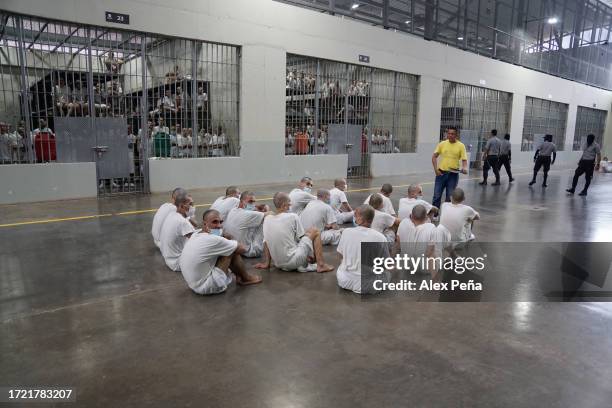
[210,228,223,236]
[303,187,312,193]
[187,206,196,218]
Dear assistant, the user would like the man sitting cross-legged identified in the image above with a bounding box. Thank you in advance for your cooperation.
[397,184,438,221]
[329,178,354,224]
[210,185,241,220]
[300,189,343,246]
[369,193,401,246]
[179,209,262,295]
[398,204,450,279]
[256,192,334,273]
[336,204,390,294]
[224,191,272,258]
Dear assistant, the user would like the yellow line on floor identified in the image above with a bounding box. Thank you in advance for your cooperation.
[0,171,533,229]
[0,214,113,228]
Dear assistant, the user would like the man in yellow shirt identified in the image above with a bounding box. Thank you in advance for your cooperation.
[431,127,468,208]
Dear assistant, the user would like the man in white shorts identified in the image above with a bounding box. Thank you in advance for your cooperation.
[336,204,390,294]
[179,209,262,295]
[398,184,438,221]
[398,204,450,279]
[289,176,317,215]
[210,186,241,220]
[151,187,186,248]
[364,183,396,215]
[330,178,354,224]
[159,192,197,271]
[299,189,343,246]
[224,191,271,258]
[440,188,480,245]
[369,193,401,245]
[256,192,334,273]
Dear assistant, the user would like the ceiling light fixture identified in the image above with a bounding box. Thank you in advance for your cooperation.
[351,3,360,10]
[457,36,464,40]
[547,17,559,24]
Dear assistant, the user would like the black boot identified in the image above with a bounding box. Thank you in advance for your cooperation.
[479,180,487,185]
[578,190,587,196]
[566,188,575,194]
[542,173,548,187]
[529,179,536,186]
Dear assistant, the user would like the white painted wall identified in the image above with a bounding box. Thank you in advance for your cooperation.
[1,0,611,200]
[0,162,97,204]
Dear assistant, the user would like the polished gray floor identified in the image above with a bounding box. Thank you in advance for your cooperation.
[1,167,612,407]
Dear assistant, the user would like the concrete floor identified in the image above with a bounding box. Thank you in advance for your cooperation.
[1,166,612,407]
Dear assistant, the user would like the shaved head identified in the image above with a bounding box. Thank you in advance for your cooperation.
[381,183,393,196]
[203,208,220,223]
[368,193,383,210]
[411,204,428,222]
[273,192,290,209]
[317,189,330,200]
[407,184,421,198]
[334,178,347,189]
[225,186,239,197]
[451,187,465,203]
[356,204,375,225]
[171,187,186,199]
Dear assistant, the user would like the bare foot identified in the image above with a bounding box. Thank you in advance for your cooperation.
[237,274,263,286]
[254,263,269,269]
[317,263,334,273]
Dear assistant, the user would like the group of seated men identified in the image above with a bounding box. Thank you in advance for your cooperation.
[151,176,480,296]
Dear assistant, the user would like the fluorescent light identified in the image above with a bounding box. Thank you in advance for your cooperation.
[351,3,360,9]
[457,36,464,40]
[547,17,559,24]
[405,20,411,24]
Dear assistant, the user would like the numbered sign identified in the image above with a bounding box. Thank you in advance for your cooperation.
[105,11,130,25]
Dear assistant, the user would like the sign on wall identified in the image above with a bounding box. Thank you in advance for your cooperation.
[358,55,370,63]
[105,11,130,25]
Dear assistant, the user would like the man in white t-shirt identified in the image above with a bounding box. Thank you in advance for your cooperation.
[330,178,354,224]
[289,176,317,215]
[364,183,396,216]
[398,204,451,278]
[398,184,439,221]
[210,186,241,220]
[224,191,272,258]
[160,192,197,271]
[179,209,262,295]
[300,189,343,246]
[151,187,186,248]
[337,204,390,294]
[256,192,334,273]
[369,193,401,245]
[440,188,480,245]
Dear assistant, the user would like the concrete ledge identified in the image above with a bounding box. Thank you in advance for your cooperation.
[149,155,348,193]
[0,162,97,204]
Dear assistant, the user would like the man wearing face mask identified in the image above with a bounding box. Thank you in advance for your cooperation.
[289,176,316,215]
[299,189,343,246]
[223,191,272,258]
[159,192,197,271]
[210,186,241,220]
[179,209,263,295]
[152,187,186,248]
[336,204,390,294]
[330,178,354,224]
[256,192,334,273]
[398,184,438,221]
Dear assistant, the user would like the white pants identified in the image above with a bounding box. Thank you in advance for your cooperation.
[279,236,314,271]
[321,229,342,246]
[193,267,233,295]
[335,211,354,224]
